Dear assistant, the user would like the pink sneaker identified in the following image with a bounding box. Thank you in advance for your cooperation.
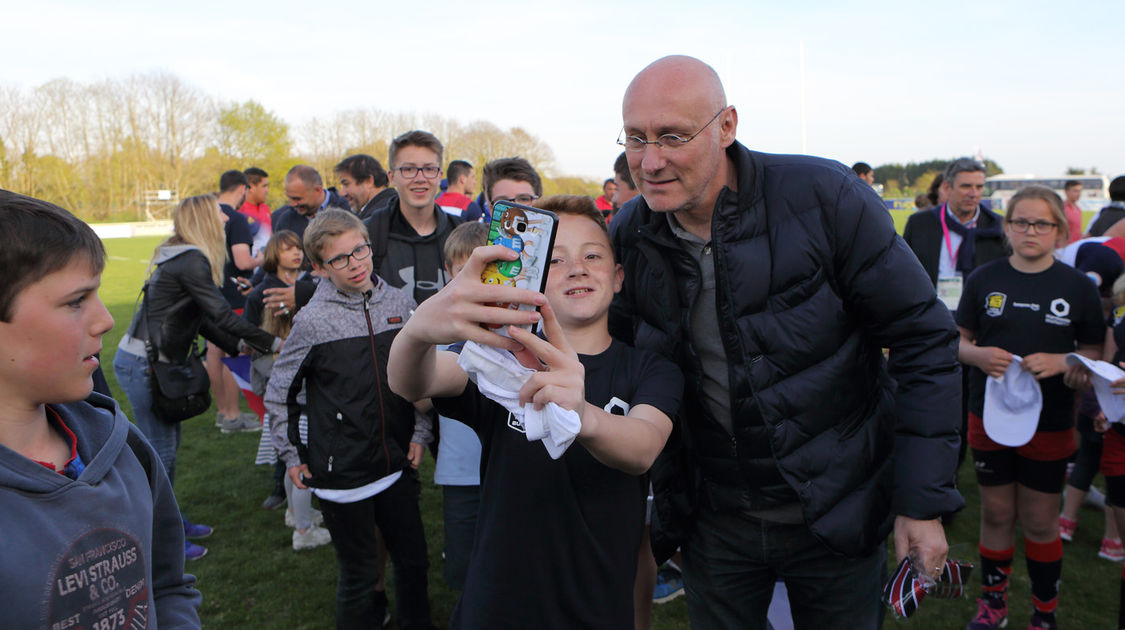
[1058,515,1077,542]
[966,598,1008,629]
[1099,537,1125,562]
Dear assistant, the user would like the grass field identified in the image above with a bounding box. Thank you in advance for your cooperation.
[98,236,1122,628]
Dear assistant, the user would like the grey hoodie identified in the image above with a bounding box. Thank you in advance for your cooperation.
[0,393,201,628]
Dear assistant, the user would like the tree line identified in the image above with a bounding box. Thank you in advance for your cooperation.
[0,72,594,221]
[874,158,1005,198]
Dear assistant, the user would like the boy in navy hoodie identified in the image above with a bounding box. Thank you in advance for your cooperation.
[0,190,201,629]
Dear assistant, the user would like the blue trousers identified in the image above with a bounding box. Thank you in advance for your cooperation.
[113,349,181,485]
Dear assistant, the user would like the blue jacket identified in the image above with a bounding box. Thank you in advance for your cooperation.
[609,142,964,557]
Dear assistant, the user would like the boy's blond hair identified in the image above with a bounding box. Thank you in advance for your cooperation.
[303,209,370,266]
[443,222,489,266]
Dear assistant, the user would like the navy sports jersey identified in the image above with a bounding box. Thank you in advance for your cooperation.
[434,340,682,630]
[220,203,254,308]
[957,258,1104,432]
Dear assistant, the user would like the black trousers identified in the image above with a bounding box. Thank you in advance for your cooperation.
[320,471,433,630]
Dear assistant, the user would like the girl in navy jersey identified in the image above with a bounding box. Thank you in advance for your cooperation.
[957,185,1104,630]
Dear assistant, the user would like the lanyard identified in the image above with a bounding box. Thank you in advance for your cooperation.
[939,204,958,265]
[940,205,979,269]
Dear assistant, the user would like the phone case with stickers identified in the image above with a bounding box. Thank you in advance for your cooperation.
[481,200,558,335]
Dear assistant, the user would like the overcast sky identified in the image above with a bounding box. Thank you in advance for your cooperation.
[4,0,1122,181]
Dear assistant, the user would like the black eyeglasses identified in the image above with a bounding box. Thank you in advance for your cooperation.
[394,165,441,179]
[617,106,729,152]
[324,243,373,270]
[492,194,540,205]
[1007,219,1058,234]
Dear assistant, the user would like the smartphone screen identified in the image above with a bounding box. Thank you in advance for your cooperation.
[481,200,559,335]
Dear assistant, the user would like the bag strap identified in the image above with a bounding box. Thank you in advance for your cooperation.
[139,281,163,366]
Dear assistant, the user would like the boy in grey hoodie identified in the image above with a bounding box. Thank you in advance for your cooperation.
[265,209,435,630]
[0,190,201,629]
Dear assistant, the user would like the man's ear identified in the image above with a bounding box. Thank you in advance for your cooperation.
[719,106,738,149]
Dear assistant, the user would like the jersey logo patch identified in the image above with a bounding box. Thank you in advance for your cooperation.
[1114,305,1125,327]
[1045,298,1071,326]
[506,413,525,434]
[386,316,403,324]
[985,292,1006,317]
[604,396,631,416]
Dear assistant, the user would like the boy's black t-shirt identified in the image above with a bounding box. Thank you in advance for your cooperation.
[434,340,682,630]
[956,258,1104,431]
[220,203,254,308]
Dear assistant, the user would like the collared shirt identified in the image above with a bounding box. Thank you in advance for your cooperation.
[666,201,732,436]
[937,205,981,277]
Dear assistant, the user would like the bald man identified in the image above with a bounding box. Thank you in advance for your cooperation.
[608,55,963,629]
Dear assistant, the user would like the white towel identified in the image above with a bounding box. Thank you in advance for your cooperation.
[457,341,581,459]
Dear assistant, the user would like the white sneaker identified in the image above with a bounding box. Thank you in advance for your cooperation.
[1086,486,1107,510]
[219,414,261,434]
[285,508,324,528]
[292,525,332,551]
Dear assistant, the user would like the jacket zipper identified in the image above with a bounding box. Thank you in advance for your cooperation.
[362,292,392,476]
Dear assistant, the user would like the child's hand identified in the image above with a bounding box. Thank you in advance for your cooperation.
[1095,412,1110,433]
[288,464,311,490]
[1023,353,1066,380]
[405,244,545,352]
[1112,364,1125,396]
[408,442,424,469]
[1064,363,1092,390]
[508,303,587,423]
[976,347,1014,379]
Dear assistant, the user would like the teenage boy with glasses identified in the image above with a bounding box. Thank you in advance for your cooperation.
[363,130,463,305]
[265,208,436,630]
[480,157,544,218]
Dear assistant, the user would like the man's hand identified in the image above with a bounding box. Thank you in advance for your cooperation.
[893,515,948,578]
[1022,353,1066,380]
[403,244,545,352]
[508,303,587,424]
[264,286,297,314]
[408,442,424,469]
[288,464,311,490]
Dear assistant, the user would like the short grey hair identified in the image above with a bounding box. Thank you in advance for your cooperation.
[943,157,986,183]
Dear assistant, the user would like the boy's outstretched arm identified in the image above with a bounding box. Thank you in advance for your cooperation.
[509,303,673,475]
[389,244,546,402]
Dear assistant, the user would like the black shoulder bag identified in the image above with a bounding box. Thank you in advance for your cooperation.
[141,276,212,423]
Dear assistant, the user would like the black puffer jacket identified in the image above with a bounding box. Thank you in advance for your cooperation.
[125,245,276,360]
[609,143,964,557]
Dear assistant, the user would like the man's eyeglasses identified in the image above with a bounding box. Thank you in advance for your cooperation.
[395,165,441,179]
[492,194,540,205]
[617,106,729,152]
[324,243,373,270]
[1007,219,1058,234]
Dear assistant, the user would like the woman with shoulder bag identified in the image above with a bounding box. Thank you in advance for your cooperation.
[113,194,279,561]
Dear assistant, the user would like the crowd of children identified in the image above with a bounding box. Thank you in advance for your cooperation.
[9,143,1125,630]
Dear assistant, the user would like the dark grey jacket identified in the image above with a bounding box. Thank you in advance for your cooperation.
[609,142,964,557]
